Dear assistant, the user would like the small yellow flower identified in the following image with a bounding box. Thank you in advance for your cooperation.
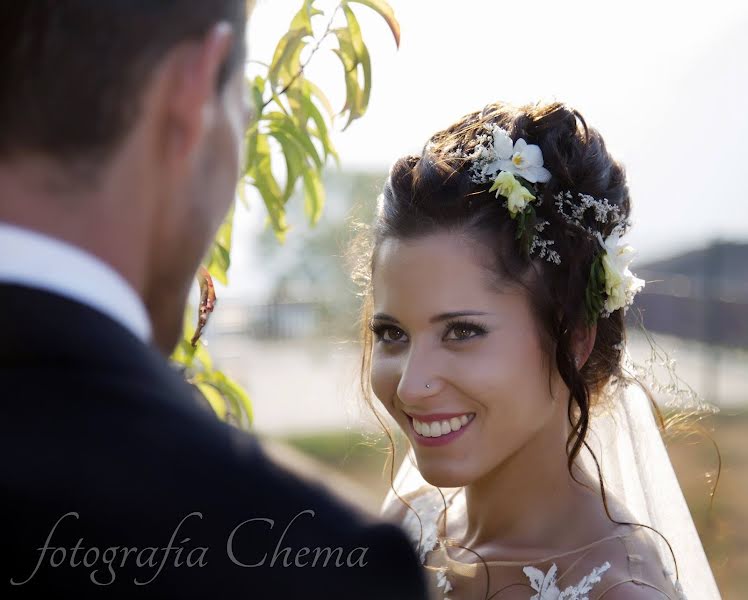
[489,171,536,216]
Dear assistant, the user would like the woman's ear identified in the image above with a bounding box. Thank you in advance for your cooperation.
[572,322,597,368]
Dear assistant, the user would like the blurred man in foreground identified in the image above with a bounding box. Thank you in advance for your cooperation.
[0,3,426,598]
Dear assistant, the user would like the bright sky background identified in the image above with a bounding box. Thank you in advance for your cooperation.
[229,0,748,298]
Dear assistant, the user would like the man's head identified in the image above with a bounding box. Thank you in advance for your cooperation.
[0,1,254,353]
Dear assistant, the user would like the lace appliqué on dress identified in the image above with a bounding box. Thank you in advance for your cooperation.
[523,562,611,600]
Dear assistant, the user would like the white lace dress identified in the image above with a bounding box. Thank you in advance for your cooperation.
[395,486,685,600]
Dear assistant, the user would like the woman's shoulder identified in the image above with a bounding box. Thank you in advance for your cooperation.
[574,526,684,599]
[508,526,683,600]
[613,526,685,598]
[594,581,675,599]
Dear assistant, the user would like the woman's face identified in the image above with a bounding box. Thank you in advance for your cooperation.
[370,231,568,487]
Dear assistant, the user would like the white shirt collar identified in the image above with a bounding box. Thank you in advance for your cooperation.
[0,223,153,343]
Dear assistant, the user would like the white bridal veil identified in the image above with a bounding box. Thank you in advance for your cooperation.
[384,372,722,599]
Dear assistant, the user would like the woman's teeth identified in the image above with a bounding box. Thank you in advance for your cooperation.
[412,414,474,438]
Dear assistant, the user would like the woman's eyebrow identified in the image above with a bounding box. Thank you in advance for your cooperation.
[429,311,490,323]
[372,310,491,325]
[371,313,400,323]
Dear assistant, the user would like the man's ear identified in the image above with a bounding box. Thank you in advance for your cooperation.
[572,321,597,369]
[156,22,236,162]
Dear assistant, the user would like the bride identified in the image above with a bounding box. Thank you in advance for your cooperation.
[355,101,721,599]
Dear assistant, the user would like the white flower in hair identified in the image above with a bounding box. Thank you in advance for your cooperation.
[489,171,536,215]
[599,231,645,314]
[490,128,552,184]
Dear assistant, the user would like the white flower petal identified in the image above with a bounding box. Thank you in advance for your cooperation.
[496,159,518,174]
[604,233,621,253]
[520,143,544,168]
[493,128,514,159]
[521,165,552,183]
[513,138,529,155]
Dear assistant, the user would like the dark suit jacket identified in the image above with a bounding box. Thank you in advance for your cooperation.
[0,284,427,599]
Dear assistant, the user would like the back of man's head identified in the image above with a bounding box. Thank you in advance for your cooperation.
[0,0,250,170]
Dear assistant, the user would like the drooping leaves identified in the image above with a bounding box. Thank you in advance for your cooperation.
[174,0,401,429]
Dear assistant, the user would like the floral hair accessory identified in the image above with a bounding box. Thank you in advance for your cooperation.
[463,125,551,185]
[450,123,644,324]
[489,128,551,183]
[597,228,646,316]
[489,171,535,216]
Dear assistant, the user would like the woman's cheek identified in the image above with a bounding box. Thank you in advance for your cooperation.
[370,353,399,413]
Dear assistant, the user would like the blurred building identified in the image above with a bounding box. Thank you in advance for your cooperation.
[633,241,748,349]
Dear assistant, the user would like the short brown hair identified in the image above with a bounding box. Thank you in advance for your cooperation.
[0,1,250,166]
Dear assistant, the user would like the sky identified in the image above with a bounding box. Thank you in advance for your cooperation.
[227,0,748,298]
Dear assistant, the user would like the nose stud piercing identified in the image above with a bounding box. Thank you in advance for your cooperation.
[425,383,431,389]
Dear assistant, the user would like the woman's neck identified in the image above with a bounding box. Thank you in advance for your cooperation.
[457,416,605,556]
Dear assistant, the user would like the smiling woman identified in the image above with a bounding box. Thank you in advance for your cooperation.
[353,100,720,599]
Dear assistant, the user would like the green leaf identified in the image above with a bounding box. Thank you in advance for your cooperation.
[192,340,213,370]
[203,207,235,285]
[249,76,265,115]
[302,168,325,225]
[285,86,338,164]
[236,176,251,210]
[205,242,230,285]
[332,30,365,129]
[215,204,234,253]
[244,76,265,177]
[342,4,366,59]
[285,86,305,131]
[289,1,318,36]
[333,28,357,71]
[359,42,372,113]
[264,111,323,170]
[172,309,202,368]
[346,0,401,48]
[250,133,288,241]
[215,373,254,428]
[296,87,339,163]
[514,210,526,240]
[342,5,373,115]
[268,128,305,202]
[305,79,335,118]
[268,28,308,88]
[585,254,607,325]
[196,383,228,420]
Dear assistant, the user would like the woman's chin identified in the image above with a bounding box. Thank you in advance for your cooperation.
[416,461,474,489]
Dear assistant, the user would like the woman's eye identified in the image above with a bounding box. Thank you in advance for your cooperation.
[444,322,487,342]
[446,327,474,341]
[371,323,408,344]
[381,327,406,342]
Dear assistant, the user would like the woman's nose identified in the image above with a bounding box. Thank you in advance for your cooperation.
[396,346,443,405]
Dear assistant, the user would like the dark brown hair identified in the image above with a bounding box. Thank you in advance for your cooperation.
[0,0,252,168]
